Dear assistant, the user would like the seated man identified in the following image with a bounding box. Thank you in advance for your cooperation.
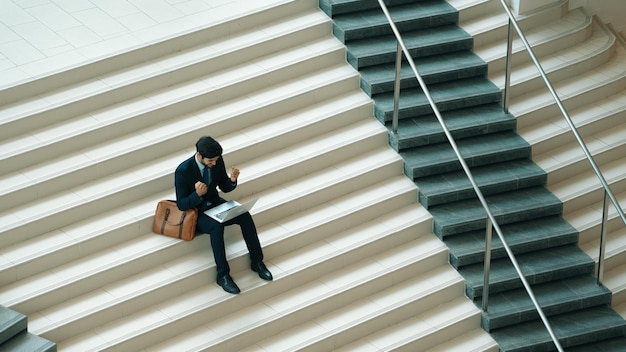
[174,136,272,294]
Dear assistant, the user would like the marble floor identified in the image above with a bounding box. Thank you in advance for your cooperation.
[0,0,287,91]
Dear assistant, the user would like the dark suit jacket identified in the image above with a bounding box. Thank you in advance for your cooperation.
[174,155,237,212]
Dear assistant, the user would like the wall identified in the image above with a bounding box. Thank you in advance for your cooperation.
[579,0,626,33]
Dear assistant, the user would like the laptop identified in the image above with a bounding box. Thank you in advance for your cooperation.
[204,198,258,223]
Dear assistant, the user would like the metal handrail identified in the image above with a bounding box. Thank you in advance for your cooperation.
[376,0,564,350]
[496,0,626,284]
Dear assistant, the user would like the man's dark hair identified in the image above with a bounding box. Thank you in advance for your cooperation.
[196,136,223,158]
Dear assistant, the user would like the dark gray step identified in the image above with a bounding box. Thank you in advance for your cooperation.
[373,77,501,123]
[490,305,626,352]
[567,336,626,352]
[361,50,487,96]
[402,131,531,179]
[346,24,473,69]
[428,186,563,238]
[0,331,57,352]
[416,158,546,209]
[459,244,595,299]
[332,0,458,42]
[0,306,26,345]
[319,0,420,17]
[390,103,515,151]
[479,275,612,331]
[446,215,578,268]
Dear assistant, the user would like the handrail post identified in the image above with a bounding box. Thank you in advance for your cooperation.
[597,191,609,284]
[503,18,514,113]
[482,218,493,311]
[392,41,402,134]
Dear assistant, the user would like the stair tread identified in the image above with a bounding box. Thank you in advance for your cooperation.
[460,245,595,298]
[446,215,578,268]
[0,84,377,245]
[402,131,531,179]
[346,24,473,68]
[248,273,465,352]
[333,298,487,352]
[428,186,562,237]
[332,0,458,42]
[0,9,331,138]
[0,37,346,173]
[360,50,487,96]
[391,102,514,150]
[374,76,501,122]
[0,331,56,352]
[2,172,414,313]
[416,158,546,208]
[61,235,449,351]
[0,89,371,209]
[490,305,626,351]
[481,275,612,330]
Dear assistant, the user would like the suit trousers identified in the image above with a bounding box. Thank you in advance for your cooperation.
[196,211,263,277]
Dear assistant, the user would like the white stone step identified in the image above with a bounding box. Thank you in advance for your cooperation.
[0,0,318,104]
[461,1,575,67]
[581,225,626,272]
[424,328,499,352]
[0,119,391,290]
[0,36,346,175]
[334,298,491,352]
[51,189,433,351]
[0,86,370,212]
[520,90,626,158]
[7,174,420,326]
[509,45,626,124]
[603,263,626,313]
[0,67,368,247]
[490,24,614,98]
[549,155,626,215]
[242,274,468,352]
[448,0,502,24]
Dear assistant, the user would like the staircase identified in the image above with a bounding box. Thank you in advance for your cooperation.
[321,0,626,350]
[0,0,497,350]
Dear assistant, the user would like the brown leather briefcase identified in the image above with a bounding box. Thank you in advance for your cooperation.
[153,200,197,241]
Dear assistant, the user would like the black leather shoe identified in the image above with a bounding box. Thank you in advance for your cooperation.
[216,275,240,294]
[251,262,273,281]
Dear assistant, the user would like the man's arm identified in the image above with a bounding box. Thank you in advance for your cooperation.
[175,166,203,211]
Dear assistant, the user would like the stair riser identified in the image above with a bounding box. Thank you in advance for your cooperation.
[364,62,487,96]
[504,42,612,99]
[0,49,348,175]
[296,281,466,352]
[0,93,372,213]
[0,129,386,248]
[483,19,591,74]
[0,0,317,105]
[0,21,332,144]
[334,12,458,43]
[544,141,626,187]
[467,261,595,299]
[421,173,547,209]
[9,179,418,318]
[198,249,450,352]
[513,74,626,129]
[484,292,612,331]
[349,38,474,70]
[376,90,502,123]
[394,118,517,152]
[532,110,626,158]
[405,145,531,180]
[38,215,432,342]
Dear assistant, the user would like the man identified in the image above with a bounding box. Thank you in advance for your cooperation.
[175,136,272,294]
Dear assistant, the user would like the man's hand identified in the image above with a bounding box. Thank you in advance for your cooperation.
[230,167,240,183]
[195,181,207,196]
